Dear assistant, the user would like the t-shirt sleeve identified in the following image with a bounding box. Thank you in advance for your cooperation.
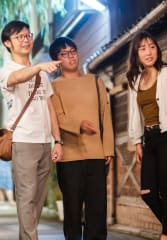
[0,67,14,91]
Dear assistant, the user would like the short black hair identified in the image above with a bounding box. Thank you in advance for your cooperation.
[1,20,29,52]
[49,37,77,60]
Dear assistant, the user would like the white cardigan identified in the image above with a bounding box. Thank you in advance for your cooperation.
[128,67,167,145]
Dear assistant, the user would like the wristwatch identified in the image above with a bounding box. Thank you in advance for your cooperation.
[54,139,64,145]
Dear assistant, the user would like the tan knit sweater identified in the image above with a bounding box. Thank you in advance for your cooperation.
[51,73,114,162]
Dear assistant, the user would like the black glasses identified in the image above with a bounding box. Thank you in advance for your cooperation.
[11,33,33,42]
[58,49,77,58]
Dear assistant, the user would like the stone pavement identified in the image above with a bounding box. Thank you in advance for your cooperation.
[0,203,152,240]
[0,217,151,240]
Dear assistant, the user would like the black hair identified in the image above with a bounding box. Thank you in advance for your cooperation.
[1,20,29,52]
[126,31,164,89]
[49,37,77,60]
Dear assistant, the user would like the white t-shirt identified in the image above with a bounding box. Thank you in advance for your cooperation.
[0,60,53,143]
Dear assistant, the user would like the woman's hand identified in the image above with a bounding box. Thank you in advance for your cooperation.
[135,143,143,163]
[105,156,113,165]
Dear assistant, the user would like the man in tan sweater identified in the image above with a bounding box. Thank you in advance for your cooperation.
[49,37,114,240]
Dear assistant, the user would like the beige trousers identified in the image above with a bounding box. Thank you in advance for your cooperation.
[12,143,51,240]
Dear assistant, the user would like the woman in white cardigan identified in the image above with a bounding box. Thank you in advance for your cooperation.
[127,31,167,240]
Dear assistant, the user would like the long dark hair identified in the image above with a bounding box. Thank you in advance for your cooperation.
[126,31,164,89]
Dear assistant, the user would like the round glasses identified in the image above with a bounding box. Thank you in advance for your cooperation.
[11,33,33,42]
[58,49,77,58]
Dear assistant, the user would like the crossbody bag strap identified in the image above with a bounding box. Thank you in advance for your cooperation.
[11,73,41,131]
[95,75,103,140]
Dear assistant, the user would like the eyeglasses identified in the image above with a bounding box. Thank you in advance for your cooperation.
[11,33,33,42]
[58,49,77,58]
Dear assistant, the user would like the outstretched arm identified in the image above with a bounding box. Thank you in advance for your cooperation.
[7,61,61,86]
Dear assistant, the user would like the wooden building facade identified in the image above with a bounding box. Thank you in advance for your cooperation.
[53,0,167,237]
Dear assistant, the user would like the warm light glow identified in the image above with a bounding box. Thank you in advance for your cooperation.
[81,0,106,12]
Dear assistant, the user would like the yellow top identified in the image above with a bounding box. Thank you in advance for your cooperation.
[137,81,159,126]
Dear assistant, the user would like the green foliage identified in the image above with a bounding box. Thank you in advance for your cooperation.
[0,0,31,28]
[51,0,67,17]
[0,0,66,33]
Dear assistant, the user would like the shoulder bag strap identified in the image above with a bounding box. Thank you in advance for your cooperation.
[11,73,41,131]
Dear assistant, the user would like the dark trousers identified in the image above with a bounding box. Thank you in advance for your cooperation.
[141,128,167,234]
[56,159,107,240]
